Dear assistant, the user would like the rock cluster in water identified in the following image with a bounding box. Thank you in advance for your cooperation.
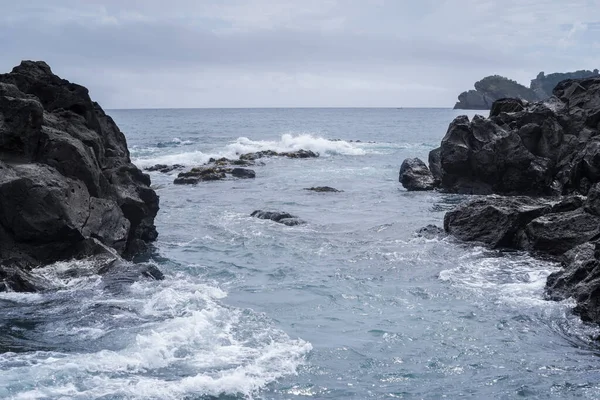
[402,76,600,324]
[146,150,319,185]
[0,61,159,291]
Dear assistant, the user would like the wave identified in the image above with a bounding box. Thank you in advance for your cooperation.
[156,137,195,148]
[0,268,312,399]
[133,134,368,168]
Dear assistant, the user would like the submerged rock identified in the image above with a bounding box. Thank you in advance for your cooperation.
[230,168,256,179]
[304,186,343,192]
[0,61,159,281]
[415,224,445,239]
[251,210,305,226]
[399,158,436,191]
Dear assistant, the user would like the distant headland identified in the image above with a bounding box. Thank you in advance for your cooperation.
[454,69,600,110]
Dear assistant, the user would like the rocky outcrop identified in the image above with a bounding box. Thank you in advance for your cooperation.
[432,77,600,195]
[239,149,318,161]
[399,158,436,191]
[173,166,256,184]
[0,61,159,290]
[251,210,305,226]
[454,75,538,110]
[454,69,599,110]
[432,76,600,324]
[531,70,599,99]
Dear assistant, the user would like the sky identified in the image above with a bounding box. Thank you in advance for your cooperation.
[0,0,599,108]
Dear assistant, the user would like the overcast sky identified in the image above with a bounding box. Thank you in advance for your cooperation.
[1,0,599,108]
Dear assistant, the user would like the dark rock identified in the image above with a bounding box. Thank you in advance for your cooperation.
[399,158,436,191]
[304,186,343,192]
[416,224,445,239]
[230,168,256,179]
[145,164,185,173]
[174,167,227,184]
[98,259,164,293]
[584,183,600,215]
[546,242,600,323]
[0,260,39,292]
[444,196,552,248]
[428,147,442,185]
[0,61,159,285]
[173,166,256,184]
[239,149,319,161]
[439,114,554,195]
[251,210,305,226]
[518,208,600,255]
[550,196,584,213]
[489,98,527,117]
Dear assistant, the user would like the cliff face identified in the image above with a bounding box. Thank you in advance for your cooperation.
[0,61,159,284]
[454,75,537,109]
[531,69,600,99]
[454,69,600,110]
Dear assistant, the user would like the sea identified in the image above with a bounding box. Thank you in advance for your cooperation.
[1,108,600,399]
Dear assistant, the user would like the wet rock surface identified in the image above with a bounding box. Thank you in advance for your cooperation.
[173,166,255,184]
[0,61,159,291]
[418,76,600,324]
[304,186,343,192]
[251,210,305,226]
[399,158,437,191]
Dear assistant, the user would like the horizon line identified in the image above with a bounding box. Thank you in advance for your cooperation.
[106,106,459,111]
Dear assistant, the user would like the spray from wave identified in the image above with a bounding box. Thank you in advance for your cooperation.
[0,268,312,399]
[133,134,367,168]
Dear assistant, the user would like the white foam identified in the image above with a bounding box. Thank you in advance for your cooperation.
[133,134,368,168]
[224,134,366,156]
[438,247,560,307]
[0,277,312,399]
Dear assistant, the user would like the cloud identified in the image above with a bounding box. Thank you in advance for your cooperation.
[0,0,598,107]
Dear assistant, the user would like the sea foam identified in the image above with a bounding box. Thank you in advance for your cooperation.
[133,133,367,168]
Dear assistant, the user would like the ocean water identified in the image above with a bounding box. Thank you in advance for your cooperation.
[2,108,600,399]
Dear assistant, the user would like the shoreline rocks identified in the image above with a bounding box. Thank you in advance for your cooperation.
[0,61,159,291]
[404,76,600,324]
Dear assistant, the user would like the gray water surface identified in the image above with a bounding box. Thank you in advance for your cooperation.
[1,108,600,399]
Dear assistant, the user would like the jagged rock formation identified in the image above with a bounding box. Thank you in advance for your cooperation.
[0,61,159,290]
[454,69,599,110]
[531,69,600,99]
[434,78,600,195]
[403,76,600,323]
